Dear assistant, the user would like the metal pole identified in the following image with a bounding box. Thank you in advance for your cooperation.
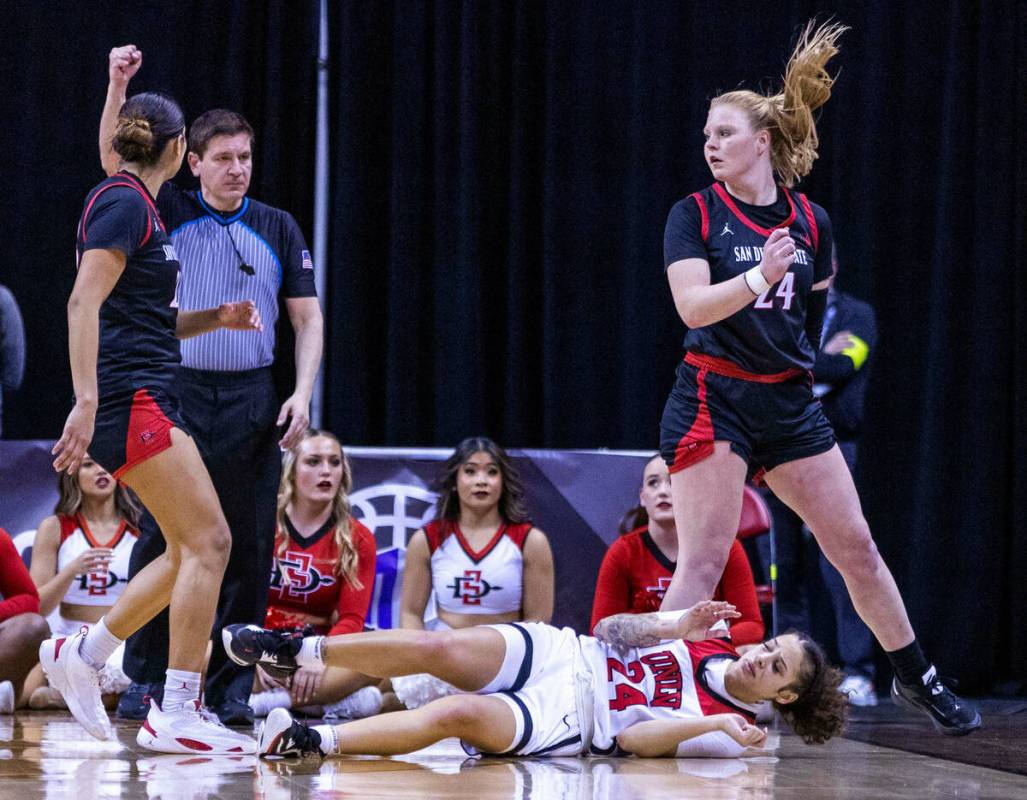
[310,0,329,427]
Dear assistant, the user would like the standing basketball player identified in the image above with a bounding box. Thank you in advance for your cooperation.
[657,21,979,735]
[40,92,260,753]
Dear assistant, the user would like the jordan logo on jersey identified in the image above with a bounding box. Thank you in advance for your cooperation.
[271,552,337,599]
[446,569,502,606]
[719,221,734,237]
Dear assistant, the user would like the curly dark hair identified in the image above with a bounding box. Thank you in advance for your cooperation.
[433,437,529,523]
[772,630,849,744]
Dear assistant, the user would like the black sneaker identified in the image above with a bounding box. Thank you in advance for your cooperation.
[214,696,256,727]
[258,708,324,758]
[891,669,982,736]
[116,681,163,720]
[222,625,303,678]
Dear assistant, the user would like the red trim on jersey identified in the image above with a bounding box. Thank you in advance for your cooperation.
[79,178,164,249]
[687,639,757,723]
[669,366,715,474]
[684,351,802,383]
[711,182,796,237]
[75,515,129,551]
[795,192,819,253]
[114,389,176,479]
[689,192,710,242]
[424,520,532,559]
[453,522,508,564]
[423,520,447,554]
[58,515,79,545]
[117,172,166,235]
[504,522,533,550]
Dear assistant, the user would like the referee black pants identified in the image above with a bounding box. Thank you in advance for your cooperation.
[122,366,281,708]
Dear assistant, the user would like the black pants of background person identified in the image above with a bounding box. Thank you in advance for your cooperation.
[122,367,281,720]
[757,440,876,681]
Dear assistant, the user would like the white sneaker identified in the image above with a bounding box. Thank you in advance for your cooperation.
[0,681,13,714]
[323,686,383,720]
[38,629,111,740]
[137,699,256,754]
[840,674,878,707]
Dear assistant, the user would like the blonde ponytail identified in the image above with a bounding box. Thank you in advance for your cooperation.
[712,21,847,187]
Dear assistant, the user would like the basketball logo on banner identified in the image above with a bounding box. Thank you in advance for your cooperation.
[350,483,438,629]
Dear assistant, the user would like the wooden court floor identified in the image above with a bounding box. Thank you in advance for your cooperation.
[2,712,1026,799]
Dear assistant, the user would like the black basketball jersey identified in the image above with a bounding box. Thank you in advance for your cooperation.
[664,183,833,374]
[76,173,182,397]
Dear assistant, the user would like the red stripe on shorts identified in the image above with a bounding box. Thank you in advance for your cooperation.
[669,366,715,474]
[116,389,176,478]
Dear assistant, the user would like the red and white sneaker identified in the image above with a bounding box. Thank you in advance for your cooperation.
[137,699,256,754]
[38,629,111,740]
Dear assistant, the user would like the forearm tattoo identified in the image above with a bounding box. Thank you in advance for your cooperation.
[593,612,668,650]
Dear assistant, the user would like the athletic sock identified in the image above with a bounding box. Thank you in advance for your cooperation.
[311,724,338,756]
[162,669,202,712]
[297,636,326,668]
[78,618,122,669]
[249,688,292,717]
[887,639,933,687]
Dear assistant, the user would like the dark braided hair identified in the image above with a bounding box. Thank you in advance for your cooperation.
[772,631,849,744]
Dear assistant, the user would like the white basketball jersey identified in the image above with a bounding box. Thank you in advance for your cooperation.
[55,514,137,606]
[579,635,758,755]
[424,520,532,615]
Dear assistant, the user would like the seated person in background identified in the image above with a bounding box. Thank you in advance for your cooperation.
[247,429,381,720]
[591,456,764,646]
[391,436,555,708]
[223,600,847,760]
[25,456,140,708]
[0,528,50,713]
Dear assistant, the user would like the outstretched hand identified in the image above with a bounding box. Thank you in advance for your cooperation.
[109,45,142,88]
[676,600,740,641]
[217,300,263,331]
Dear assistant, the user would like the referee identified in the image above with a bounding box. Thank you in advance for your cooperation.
[100,46,324,724]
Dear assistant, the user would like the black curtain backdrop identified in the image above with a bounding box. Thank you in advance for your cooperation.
[0,0,318,438]
[0,2,1022,691]
[323,1,1025,691]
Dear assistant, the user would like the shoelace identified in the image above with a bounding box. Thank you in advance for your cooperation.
[195,702,231,730]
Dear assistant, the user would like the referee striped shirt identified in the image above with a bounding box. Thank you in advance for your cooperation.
[156,184,316,372]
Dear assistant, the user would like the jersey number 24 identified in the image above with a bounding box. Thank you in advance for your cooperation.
[753,271,795,310]
[606,651,683,711]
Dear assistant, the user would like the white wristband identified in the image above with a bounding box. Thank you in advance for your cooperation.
[744,266,771,295]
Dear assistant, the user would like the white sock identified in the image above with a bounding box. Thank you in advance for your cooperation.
[312,724,338,756]
[297,636,326,668]
[249,688,292,717]
[162,669,202,712]
[78,618,122,669]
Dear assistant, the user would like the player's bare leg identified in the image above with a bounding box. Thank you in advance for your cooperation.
[661,442,748,611]
[763,445,913,650]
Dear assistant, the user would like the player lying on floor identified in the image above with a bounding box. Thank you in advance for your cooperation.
[223,600,848,759]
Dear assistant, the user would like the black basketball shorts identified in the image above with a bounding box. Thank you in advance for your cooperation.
[660,352,836,482]
[89,385,189,479]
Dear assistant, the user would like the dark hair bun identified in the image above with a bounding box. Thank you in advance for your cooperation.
[111,93,185,167]
[114,117,157,163]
